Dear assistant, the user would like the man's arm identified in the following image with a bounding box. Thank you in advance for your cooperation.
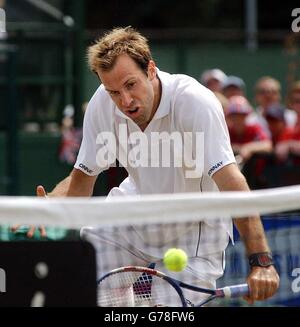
[67,168,98,196]
[212,163,280,304]
[45,168,97,197]
[212,163,269,254]
[12,169,98,237]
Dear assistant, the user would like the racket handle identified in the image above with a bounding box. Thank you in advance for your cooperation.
[221,284,249,298]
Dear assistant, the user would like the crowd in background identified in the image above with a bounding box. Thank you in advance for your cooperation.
[200,69,300,188]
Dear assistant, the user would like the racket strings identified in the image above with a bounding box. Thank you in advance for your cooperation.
[97,271,183,307]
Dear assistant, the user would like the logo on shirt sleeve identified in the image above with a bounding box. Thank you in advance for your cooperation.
[208,161,223,176]
[79,163,93,174]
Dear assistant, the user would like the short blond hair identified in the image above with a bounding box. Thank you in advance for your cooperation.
[87,26,152,74]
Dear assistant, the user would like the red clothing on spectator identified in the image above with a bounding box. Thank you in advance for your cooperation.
[292,125,300,140]
[290,124,300,165]
[272,127,294,145]
[229,124,269,145]
[59,128,83,165]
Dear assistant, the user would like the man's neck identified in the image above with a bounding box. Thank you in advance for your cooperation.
[150,76,162,120]
[140,76,162,131]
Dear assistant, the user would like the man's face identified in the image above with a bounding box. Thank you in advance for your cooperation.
[97,54,157,129]
[255,80,281,109]
[206,78,222,93]
[228,113,247,133]
[223,85,243,99]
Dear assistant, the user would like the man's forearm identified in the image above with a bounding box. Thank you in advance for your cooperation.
[48,176,72,197]
[48,169,97,197]
[213,164,271,255]
[233,216,270,255]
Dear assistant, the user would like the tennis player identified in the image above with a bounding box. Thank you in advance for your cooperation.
[33,27,278,304]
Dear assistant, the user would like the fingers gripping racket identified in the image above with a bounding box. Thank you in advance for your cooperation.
[97,266,249,307]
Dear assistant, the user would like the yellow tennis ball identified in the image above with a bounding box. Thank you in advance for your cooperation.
[163,248,188,272]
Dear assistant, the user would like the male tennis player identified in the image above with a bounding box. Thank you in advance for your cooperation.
[31,27,278,304]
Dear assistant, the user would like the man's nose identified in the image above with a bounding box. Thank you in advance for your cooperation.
[120,91,133,108]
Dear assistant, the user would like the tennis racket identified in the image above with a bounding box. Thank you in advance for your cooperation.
[97,266,249,307]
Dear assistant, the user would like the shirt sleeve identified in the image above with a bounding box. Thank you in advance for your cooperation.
[74,94,113,176]
[176,85,236,178]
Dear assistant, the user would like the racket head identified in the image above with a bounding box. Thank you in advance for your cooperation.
[97,266,187,307]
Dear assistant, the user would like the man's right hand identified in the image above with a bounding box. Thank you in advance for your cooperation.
[11,185,47,238]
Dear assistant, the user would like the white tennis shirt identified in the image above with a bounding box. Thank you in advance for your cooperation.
[75,69,236,256]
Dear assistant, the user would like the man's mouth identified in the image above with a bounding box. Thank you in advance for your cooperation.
[127,107,140,118]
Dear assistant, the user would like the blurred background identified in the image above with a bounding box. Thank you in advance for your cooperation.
[1,0,300,196]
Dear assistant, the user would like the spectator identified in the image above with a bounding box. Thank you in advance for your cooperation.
[222,75,246,99]
[58,105,83,165]
[226,96,272,164]
[214,91,229,114]
[265,104,294,146]
[287,81,300,125]
[200,68,227,93]
[248,76,297,132]
[275,82,300,161]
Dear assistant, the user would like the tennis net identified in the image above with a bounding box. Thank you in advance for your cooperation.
[0,185,300,306]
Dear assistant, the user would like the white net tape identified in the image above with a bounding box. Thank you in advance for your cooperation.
[0,185,300,228]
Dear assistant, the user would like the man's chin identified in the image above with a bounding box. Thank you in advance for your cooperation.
[132,114,146,125]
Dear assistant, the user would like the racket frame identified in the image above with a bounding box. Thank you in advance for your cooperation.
[97,266,249,307]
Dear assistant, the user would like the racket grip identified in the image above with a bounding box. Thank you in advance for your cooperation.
[222,284,249,298]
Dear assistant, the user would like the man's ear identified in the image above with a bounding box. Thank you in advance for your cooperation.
[147,60,156,81]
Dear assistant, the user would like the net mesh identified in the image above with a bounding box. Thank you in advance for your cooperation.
[0,185,300,307]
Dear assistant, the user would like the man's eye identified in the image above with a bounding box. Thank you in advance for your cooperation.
[127,82,136,89]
